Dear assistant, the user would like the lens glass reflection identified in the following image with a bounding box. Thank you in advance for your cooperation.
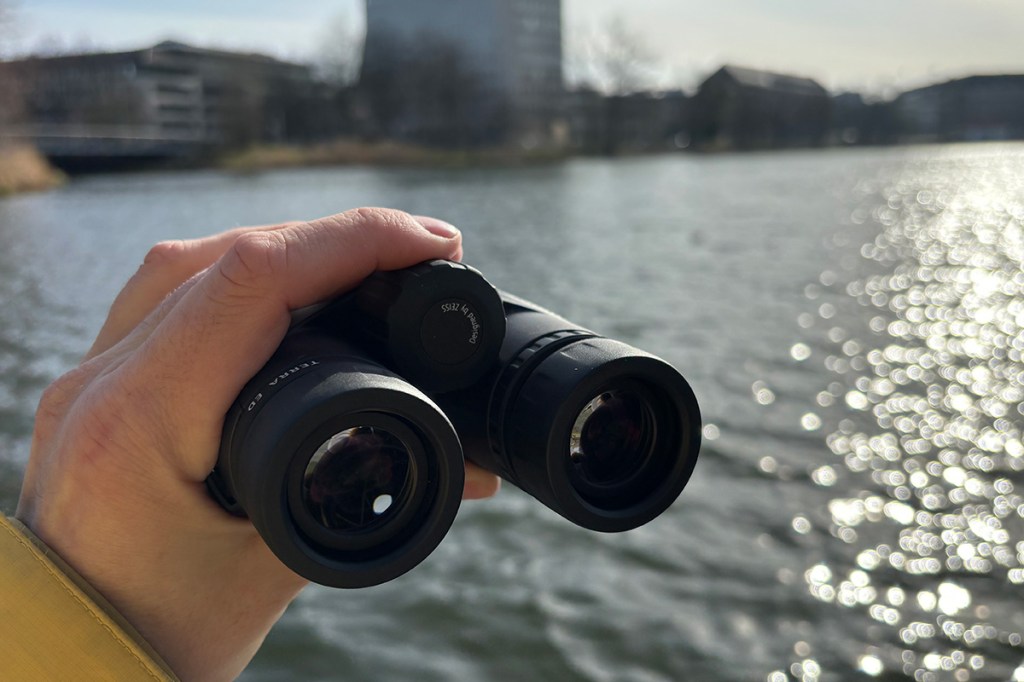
[302,426,413,532]
[569,389,654,487]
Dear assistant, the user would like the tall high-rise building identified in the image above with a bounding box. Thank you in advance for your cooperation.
[361,0,563,146]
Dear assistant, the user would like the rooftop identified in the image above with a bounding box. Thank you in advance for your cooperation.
[713,65,827,96]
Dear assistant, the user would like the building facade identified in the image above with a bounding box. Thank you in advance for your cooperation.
[565,88,689,154]
[690,66,830,150]
[360,0,563,146]
[893,75,1024,142]
[3,42,323,158]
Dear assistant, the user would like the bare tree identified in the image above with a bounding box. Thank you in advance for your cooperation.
[0,0,26,129]
[566,16,663,95]
[29,34,69,58]
[0,0,18,57]
[403,36,495,147]
[359,32,494,147]
[314,11,364,87]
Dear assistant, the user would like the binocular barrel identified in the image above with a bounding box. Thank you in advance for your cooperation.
[435,293,701,534]
[208,260,701,587]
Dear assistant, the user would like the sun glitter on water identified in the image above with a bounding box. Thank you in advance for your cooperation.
[771,148,1024,681]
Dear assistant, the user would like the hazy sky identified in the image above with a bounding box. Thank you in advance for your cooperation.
[6,0,1024,95]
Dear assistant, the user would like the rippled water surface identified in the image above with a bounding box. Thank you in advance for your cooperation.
[1,144,1023,681]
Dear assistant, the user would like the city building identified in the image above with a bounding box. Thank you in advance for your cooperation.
[828,92,868,145]
[360,0,563,147]
[3,41,324,160]
[563,88,608,153]
[565,89,689,154]
[893,75,1024,142]
[689,66,830,150]
[606,91,689,153]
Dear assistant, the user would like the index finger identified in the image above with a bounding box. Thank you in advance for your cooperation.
[85,222,301,361]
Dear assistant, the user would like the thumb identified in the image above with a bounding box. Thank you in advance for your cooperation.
[120,208,462,479]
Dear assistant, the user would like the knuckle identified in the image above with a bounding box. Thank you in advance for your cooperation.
[348,207,409,233]
[37,368,88,420]
[217,231,288,292]
[350,206,387,224]
[338,207,415,257]
[59,377,146,475]
[143,239,190,269]
[34,365,96,439]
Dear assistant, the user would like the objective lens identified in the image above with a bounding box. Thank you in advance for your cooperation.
[569,389,655,489]
[302,426,414,533]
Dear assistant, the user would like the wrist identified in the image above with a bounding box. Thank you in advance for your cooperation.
[0,513,180,680]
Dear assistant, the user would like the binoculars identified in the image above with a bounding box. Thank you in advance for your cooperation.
[207,260,701,587]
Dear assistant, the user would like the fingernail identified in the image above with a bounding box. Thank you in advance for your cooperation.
[414,215,460,239]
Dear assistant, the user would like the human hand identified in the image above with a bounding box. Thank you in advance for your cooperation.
[16,209,500,681]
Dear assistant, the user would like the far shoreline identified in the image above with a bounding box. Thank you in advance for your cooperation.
[4,138,1023,196]
[215,139,572,172]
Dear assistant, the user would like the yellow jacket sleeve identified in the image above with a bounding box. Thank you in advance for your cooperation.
[0,514,180,681]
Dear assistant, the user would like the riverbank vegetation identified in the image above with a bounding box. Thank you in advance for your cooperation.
[217,138,569,172]
[0,144,65,195]
[0,138,571,197]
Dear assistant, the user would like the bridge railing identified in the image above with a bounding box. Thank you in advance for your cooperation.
[0,124,210,157]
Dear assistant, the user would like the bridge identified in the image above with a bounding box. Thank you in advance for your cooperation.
[2,124,208,161]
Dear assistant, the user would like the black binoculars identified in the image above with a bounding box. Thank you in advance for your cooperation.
[207,260,701,587]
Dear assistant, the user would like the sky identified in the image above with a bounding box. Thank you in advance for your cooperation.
[4,0,1024,97]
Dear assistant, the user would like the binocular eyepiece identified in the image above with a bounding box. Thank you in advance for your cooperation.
[208,260,701,587]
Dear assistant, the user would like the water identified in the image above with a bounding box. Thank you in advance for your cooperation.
[1,144,1023,681]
